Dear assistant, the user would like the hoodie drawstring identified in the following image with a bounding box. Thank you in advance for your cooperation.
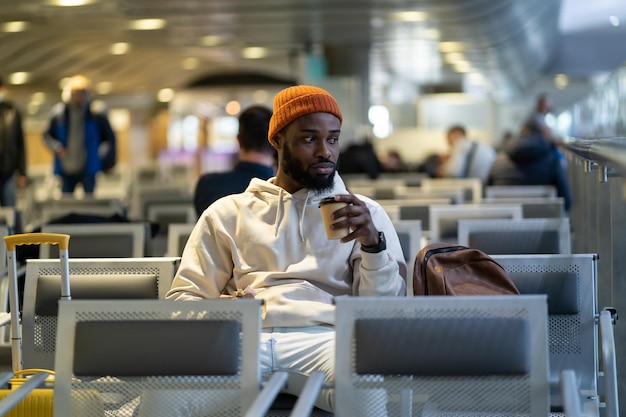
[274,188,284,237]
[299,192,309,242]
[273,188,308,242]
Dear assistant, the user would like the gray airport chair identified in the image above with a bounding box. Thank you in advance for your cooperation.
[54,299,289,417]
[493,254,618,417]
[458,217,571,254]
[21,256,180,370]
[40,223,150,258]
[334,295,581,416]
[166,223,196,257]
[429,203,523,243]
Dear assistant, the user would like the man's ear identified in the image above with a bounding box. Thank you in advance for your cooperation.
[270,134,280,149]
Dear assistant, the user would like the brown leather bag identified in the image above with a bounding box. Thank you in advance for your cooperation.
[413,243,520,296]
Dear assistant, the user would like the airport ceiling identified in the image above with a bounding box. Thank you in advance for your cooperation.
[1,0,625,114]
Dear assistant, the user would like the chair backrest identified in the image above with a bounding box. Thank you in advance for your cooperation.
[378,199,450,226]
[420,177,483,204]
[54,299,263,417]
[147,203,195,237]
[130,182,193,220]
[458,217,571,254]
[480,197,566,218]
[391,220,422,264]
[40,197,127,224]
[335,295,550,417]
[396,187,465,204]
[484,185,558,199]
[40,223,149,258]
[166,223,195,257]
[429,203,523,243]
[492,254,598,412]
[22,256,180,370]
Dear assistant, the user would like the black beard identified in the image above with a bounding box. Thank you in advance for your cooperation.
[282,144,335,194]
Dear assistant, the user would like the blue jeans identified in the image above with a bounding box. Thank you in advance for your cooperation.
[0,175,17,207]
[61,173,96,195]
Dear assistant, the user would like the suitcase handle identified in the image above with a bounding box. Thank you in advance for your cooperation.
[13,369,54,378]
[3,233,70,251]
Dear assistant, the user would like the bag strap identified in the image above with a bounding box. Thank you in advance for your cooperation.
[422,245,467,295]
[462,141,479,178]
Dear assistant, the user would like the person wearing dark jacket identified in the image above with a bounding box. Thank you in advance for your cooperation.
[193,105,276,217]
[487,131,572,211]
[0,76,26,207]
[43,75,116,195]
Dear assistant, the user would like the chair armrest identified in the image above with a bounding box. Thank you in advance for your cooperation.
[289,371,327,417]
[560,369,582,417]
[0,371,48,415]
[0,313,11,327]
[244,371,288,417]
[599,309,619,417]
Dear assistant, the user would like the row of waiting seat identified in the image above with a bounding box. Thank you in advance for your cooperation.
[0,251,616,416]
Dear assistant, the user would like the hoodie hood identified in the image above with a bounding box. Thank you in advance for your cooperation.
[246,171,350,240]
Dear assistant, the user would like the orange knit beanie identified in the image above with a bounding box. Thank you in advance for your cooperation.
[268,85,343,141]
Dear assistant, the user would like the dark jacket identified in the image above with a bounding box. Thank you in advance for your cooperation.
[0,101,25,179]
[193,161,274,217]
[488,132,572,210]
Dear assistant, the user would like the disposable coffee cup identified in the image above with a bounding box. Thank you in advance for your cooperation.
[319,197,349,239]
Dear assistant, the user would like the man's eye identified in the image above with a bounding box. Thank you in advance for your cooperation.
[328,137,339,144]
[304,136,316,143]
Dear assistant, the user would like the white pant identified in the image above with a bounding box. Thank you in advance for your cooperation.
[260,325,335,412]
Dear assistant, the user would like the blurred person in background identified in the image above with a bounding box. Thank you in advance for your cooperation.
[337,139,382,179]
[437,124,496,184]
[43,74,116,195]
[380,149,409,173]
[488,94,572,211]
[0,76,27,207]
[193,105,276,217]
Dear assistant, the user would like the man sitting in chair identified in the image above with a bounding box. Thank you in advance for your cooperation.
[167,85,407,413]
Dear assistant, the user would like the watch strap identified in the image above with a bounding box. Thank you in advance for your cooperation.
[360,231,386,253]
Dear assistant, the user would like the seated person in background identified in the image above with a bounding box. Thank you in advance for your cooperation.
[380,149,409,172]
[337,139,382,179]
[193,105,276,217]
[168,85,407,413]
[418,152,444,178]
[437,124,496,184]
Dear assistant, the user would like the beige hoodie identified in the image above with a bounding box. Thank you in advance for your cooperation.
[166,173,407,328]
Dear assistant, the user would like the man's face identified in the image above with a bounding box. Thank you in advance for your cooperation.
[276,112,341,194]
[447,129,464,147]
[537,96,552,114]
[70,88,88,108]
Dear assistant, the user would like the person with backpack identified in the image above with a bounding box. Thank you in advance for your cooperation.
[43,74,116,195]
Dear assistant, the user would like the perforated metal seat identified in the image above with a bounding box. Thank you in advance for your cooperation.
[493,254,618,417]
[21,257,180,370]
[335,295,554,417]
[54,299,286,417]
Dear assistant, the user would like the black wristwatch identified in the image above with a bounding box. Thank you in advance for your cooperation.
[360,231,386,253]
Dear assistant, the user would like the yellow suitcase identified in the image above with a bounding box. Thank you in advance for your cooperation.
[0,369,54,416]
[0,369,104,417]
[1,233,104,416]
